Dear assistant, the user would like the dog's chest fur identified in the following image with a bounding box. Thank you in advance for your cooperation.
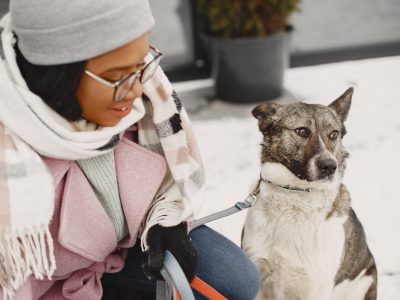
[243,183,347,299]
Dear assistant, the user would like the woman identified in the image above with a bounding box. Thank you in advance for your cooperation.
[0,0,259,299]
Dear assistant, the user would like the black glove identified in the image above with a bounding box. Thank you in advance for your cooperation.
[143,222,198,282]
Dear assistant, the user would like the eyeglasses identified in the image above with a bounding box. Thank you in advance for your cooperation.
[84,46,163,102]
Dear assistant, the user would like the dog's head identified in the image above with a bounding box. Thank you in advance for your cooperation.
[253,88,353,185]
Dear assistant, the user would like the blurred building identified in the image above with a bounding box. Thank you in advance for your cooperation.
[1,0,400,81]
[149,0,400,80]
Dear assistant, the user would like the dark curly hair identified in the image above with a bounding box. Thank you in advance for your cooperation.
[15,43,86,121]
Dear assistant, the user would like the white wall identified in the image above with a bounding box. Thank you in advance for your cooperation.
[149,0,194,71]
[290,0,400,52]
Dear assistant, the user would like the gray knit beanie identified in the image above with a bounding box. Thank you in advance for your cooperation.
[10,0,155,65]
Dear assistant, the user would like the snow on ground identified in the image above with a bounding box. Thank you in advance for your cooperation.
[184,56,400,299]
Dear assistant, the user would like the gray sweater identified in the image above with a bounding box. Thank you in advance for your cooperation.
[77,150,128,241]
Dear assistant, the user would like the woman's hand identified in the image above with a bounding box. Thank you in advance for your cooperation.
[143,223,198,281]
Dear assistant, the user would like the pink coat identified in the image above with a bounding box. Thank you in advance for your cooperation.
[2,134,167,300]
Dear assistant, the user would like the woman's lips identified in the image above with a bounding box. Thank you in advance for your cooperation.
[111,103,132,118]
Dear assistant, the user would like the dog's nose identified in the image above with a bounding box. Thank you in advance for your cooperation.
[317,159,337,177]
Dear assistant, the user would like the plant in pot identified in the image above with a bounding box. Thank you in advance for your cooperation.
[196,0,300,103]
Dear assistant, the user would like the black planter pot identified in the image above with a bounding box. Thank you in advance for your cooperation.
[207,31,290,103]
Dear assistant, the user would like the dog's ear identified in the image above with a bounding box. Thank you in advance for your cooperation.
[252,103,280,133]
[328,87,353,123]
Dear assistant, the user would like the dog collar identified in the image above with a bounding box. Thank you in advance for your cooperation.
[260,176,312,193]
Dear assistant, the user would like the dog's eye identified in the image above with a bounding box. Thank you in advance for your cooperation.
[329,130,340,140]
[294,127,310,138]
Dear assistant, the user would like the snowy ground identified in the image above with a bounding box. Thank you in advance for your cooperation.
[177,56,400,299]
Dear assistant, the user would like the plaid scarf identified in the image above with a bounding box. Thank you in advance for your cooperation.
[0,15,205,299]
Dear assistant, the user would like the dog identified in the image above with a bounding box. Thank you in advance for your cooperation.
[241,88,377,300]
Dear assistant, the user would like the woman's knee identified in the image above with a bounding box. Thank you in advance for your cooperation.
[210,257,259,300]
[190,226,260,300]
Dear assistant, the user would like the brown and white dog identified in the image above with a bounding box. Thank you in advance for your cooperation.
[242,88,377,300]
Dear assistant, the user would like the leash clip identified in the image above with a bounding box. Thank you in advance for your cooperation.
[235,177,262,210]
[234,194,256,210]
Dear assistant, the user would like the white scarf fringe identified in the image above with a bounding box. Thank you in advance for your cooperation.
[0,225,55,299]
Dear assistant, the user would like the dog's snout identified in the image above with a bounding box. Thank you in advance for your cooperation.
[316,159,337,177]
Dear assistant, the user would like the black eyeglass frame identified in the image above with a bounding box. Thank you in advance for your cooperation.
[84,46,163,102]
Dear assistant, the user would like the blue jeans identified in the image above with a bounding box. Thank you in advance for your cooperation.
[102,225,259,300]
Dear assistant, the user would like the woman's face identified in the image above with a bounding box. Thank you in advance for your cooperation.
[76,32,150,127]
